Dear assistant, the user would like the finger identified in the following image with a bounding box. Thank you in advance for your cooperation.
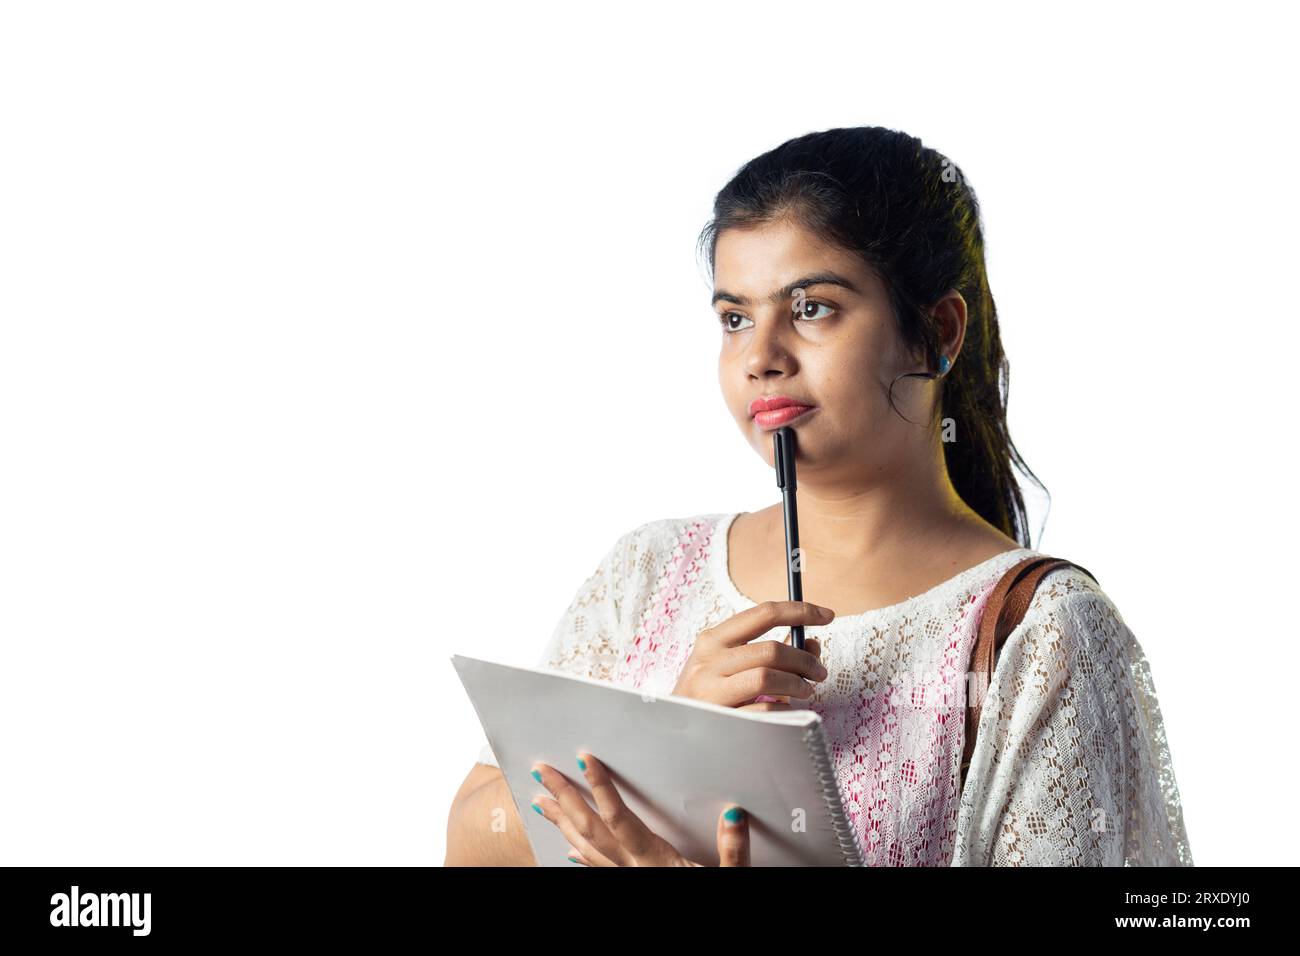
[577,752,666,863]
[724,636,827,682]
[552,811,619,866]
[531,796,618,866]
[530,763,626,867]
[716,805,751,867]
[702,637,827,709]
[565,846,590,866]
[737,700,792,711]
[789,634,822,660]
[705,601,835,649]
[722,665,820,705]
[780,636,823,692]
[784,632,821,649]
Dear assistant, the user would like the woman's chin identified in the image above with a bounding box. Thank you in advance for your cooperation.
[751,437,822,469]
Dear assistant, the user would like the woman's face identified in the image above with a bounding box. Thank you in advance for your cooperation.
[713,218,936,485]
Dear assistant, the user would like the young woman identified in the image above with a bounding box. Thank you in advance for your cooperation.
[446,126,1193,867]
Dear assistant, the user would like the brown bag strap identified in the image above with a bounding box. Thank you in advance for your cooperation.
[959,556,1098,790]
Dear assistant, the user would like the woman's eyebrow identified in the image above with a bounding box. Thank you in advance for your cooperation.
[711,271,862,307]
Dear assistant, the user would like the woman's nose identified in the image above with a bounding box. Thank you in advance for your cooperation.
[744,313,798,376]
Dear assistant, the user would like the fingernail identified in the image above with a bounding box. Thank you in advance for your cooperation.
[820,606,834,618]
[723,806,746,826]
[531,768,543,783]
[531,802,544,815]
[567,855,581,864]
[817,664,829,679]
[576,754,587,772]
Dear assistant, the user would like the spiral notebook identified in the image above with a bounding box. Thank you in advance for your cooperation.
[451,653,865,867]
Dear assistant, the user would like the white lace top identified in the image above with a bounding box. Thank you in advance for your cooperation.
[475,511,1193,867]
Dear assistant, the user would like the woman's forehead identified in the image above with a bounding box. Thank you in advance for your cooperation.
[713,227,880,303]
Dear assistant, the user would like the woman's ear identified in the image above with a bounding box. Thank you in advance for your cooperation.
[931,290,968,367]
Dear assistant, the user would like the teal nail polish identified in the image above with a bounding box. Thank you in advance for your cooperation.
[724,806,746,824]
[567,856,580,863]
[531,769,543,783]
[576,755,587,772]
[531,802,544,815]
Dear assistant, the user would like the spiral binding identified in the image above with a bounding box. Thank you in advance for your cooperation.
[802,723,866,866]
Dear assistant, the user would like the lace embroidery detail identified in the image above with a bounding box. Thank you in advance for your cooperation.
[612,517,713,692]
[474,512,1194,868]
[826,575,1000,865]
[951,574,1194,866]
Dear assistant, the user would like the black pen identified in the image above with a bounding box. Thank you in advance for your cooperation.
[773,425,804,650]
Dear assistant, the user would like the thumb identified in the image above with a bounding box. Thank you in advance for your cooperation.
[716,805,751,867]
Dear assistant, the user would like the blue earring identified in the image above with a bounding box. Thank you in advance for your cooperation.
[938,355,951,375]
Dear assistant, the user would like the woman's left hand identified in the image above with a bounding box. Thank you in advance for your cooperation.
[530,752,750,866]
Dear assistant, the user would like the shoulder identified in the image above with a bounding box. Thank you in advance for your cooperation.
[1014,561,1129,654]
[578,513,731,628]
[594,512,732,601]
[603,512,732,564]
[990,559,1138,704]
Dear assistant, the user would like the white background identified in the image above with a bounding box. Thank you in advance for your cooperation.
[2,1,1294,865]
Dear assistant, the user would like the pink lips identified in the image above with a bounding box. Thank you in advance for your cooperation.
[749,394,818,430]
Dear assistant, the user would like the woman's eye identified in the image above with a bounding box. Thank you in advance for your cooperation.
[797,300,834,321]
[717,302,832,333]
[718,311,753,333]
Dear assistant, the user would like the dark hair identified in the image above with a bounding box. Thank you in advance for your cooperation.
[697,125,1046,548]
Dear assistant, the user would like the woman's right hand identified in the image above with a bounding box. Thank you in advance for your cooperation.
[670,601,833,711]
